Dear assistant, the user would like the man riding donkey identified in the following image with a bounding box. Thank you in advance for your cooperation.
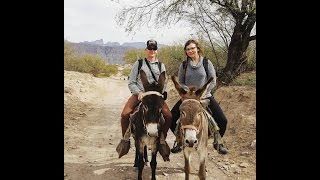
[116,39,172,161]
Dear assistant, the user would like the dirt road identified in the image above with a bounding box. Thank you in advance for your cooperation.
[64,71,256,180]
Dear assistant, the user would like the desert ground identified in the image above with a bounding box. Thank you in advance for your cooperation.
[64,70,256,180]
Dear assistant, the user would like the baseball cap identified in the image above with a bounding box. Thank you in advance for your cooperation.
[146,39,158,50]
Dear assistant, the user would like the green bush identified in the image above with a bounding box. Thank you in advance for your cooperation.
[124,49,145,64]
[75,54,106,76]
[245,41,256,71]
[157,45,185,76]
[122,67,132,77]
[64,40,118,77]
[100,64,118,77]
[64,40,78,70]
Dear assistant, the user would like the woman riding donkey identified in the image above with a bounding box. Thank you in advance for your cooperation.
[117,39,172,161]
[170,39,229,154]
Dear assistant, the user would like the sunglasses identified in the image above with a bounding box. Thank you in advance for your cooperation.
[186,46,197,51]
[147,47,157,51]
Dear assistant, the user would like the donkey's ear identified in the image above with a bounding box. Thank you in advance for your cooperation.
[195,77,213,97]
[171,76,187,96]
[158,71,166,91]
[140,70,149,88]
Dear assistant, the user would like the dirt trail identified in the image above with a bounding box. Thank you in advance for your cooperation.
[64,71,256,180]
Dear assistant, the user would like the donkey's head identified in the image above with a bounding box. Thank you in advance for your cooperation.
[139,70,166,137]
[171,76,213,147]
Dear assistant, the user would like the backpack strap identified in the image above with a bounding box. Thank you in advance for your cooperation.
[182,59,188,84]
[138,59,161,73]
[138,59,143,72]
[144,58,158,82]
[203,57,209,79]
[158,61,162,72]
[137,58,162,82]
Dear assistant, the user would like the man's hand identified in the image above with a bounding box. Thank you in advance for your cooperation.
[138,92,144,101]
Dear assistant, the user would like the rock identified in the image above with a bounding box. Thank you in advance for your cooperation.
[222,164,230,170]
[163,172,169,176]
[233,167,241,174]
[251,139,256,148]
[241,151,249,155]
[239,162,249,168]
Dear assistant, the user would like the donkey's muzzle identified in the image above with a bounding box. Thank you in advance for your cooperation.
[147,132,158,137]
[185,139,198,147]
[146,123,158,137]
[184,129,198,147]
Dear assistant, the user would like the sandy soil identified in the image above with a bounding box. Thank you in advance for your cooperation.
[64,70,256,180]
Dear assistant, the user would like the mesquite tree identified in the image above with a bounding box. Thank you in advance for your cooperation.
[116,0,256,85]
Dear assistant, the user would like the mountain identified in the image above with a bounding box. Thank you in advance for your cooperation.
[71,43,132,65]
[122,42,145,49]
[69,39,166,65]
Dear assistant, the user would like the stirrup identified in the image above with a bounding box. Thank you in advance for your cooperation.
[171,141,182,153]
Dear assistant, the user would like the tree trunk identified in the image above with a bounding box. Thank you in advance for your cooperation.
[218,15,256,85]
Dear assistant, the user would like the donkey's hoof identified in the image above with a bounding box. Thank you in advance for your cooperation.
[162,156,170,162]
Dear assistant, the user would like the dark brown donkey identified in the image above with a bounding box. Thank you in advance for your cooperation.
[171,75,213,180]
[130,70,166,180]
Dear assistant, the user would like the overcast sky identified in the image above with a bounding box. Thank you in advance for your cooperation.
[64,0,196,45]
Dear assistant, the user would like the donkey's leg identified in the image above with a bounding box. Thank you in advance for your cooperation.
[144,145,148,162]
[183,149,191,180]
[137,150,145,180]
[198,148,207,180]
[150,151,157,180]
[133,148,139,167]
[135,141,145,180]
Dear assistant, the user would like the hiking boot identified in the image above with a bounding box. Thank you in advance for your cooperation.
[158,132,170,161]
[171,142,182,153]
[213,143,228,154]
[159,142,170,161]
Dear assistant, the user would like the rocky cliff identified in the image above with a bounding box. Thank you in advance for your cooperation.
[70,40,165,65]
[71,42,137,65]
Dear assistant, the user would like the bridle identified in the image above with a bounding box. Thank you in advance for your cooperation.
[141,91,164,98]
[180,99,203,135]
[140,91,164,131]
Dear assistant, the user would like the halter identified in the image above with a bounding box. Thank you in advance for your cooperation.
[180,99,203,135]
[141,91,164,98]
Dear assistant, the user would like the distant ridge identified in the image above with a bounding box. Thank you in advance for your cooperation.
[68,39,166,65]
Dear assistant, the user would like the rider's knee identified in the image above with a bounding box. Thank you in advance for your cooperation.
[121,111,130,122]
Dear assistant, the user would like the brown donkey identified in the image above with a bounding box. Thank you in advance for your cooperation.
[171,75,213,180]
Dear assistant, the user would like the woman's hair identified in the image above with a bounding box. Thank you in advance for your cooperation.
[184,39,203,56]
